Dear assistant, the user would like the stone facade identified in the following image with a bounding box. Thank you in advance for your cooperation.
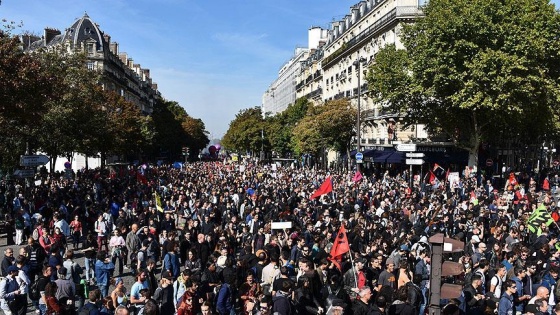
[22,13,159,115]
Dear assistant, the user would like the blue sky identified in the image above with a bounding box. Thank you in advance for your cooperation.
[1,0,354,139]
[2,0,560,140]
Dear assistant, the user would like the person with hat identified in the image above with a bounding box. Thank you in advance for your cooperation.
[0,265,25,315]
[153,271,175,315]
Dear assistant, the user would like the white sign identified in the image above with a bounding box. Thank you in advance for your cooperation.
[395,144,417,152]
[406,152,425,158]
[406,159,424,165]
[271,222,292,230]
[20,155,49,167]
[448,172,460,188]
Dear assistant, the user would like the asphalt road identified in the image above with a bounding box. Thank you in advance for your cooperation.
[0,234,142,315]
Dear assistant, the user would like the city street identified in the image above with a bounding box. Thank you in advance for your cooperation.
[0,233,142,315]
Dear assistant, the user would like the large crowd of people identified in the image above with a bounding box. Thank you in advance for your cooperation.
[0,161,559,315]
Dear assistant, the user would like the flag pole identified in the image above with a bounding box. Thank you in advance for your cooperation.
[348,247,359,289]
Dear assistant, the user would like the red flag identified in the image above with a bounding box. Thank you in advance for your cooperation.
[329,224,350,270]
[543,178,550,191]
[352,171,363,182]
[310,176,333,199]
[429,171,436,185]
[445,168,450,181]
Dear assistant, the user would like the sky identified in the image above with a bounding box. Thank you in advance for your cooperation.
[2,0,560,140]
[0,0,356,140]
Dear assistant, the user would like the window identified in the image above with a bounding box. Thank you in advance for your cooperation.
[87,62,95,70]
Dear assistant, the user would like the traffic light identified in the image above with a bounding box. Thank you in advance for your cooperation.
[428,233,465,315]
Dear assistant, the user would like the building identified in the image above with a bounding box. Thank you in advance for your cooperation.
[21,13,159,115]
[262,27,329,115]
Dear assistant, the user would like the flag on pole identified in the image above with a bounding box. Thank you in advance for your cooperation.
[310,176,333,199]
[428,171,436,185]
[329,224,350,270]
[445,168,450,181]
[433,163,444,172]
[352,171,363,182]
[154,191,164,213]
[527,204,555,234]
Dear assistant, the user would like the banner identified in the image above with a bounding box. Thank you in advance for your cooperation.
[527,204,554,234]
[154,191,164,213]
[310,176,333,199]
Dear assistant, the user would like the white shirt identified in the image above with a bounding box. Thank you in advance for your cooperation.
[490,275,503,299]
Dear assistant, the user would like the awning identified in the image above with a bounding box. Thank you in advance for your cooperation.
[373,151,404,163]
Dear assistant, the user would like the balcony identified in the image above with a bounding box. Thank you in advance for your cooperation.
[322,6,422,68]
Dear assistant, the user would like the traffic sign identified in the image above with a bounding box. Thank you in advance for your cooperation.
[355,152,364,161]
[486,158,493,167]
[406,159,424,165]
[396,144,417,152]
[13,169,35,178]
[20,155,49,167]
[406,152,425,158]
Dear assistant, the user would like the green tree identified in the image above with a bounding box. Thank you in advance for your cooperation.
[366,0,560,165]
[267,98,309,157]
[222,107,265,155]
[0,25,53,170]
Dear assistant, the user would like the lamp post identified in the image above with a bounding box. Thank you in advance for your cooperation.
[354,56,366,172]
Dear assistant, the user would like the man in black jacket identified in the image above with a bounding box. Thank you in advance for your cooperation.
[352,286,373,315]
[1,248,14,276]
[272,281,293,315]
[463,274,486,315]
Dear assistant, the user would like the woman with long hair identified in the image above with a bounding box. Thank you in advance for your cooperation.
[45,282,63,315]
[184,250,201,275]
[83,232,97,283]
[397,260,413,289]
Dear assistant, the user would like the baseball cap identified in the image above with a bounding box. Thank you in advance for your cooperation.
[400,245,410,252]
[162,271,173,280]
[7,265,19,273]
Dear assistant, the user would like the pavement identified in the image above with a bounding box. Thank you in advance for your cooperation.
[0,234,143,315]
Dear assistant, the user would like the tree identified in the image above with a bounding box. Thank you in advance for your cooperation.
[0,25,54,170]
[267,98,309,157]
[222,107,265,155]
[366,0,560,165]
[292,99,356,158]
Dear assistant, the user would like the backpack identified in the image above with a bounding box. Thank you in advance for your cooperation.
[79,302,96,315]
[29,277,43,300]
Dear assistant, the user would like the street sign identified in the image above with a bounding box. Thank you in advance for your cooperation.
[20,155,49,167]
[13,169,35,178]
[396,144,417,152]
[406,158,424,165]
[355,152,364,161]
[406,152,425,158]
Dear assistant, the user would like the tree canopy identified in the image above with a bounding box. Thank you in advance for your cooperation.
[366,0,560,165]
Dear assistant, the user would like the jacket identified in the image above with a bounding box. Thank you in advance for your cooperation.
[163,252,180,279]
[352,299,371,315]
[216,283,233,315]
[498,292,514,315]
[94,260,115,286]
[272,292,292,315]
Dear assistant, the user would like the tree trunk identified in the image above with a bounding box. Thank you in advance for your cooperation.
[85,154,89,170]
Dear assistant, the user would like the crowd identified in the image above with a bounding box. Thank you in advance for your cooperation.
[1,161,560,315]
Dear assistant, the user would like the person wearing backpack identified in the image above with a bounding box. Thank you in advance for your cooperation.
[489,264,507,300]
[216,273,235,315]
[79,289,101,315]
[31,265,53,315]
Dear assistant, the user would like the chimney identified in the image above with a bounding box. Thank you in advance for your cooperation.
[103,34,111,44]
[110,42,119,55]
[44,28,61,44]
[118,52,128,64]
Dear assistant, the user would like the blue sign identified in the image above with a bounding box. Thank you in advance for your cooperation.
[356,152,364,161]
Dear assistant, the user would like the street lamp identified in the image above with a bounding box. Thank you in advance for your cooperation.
[353,56,366,172]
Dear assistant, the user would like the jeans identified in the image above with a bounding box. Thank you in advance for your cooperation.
[38,304,47,315]
[112,254,123,275]
[419,286,428,315]
[99,285,108,298]
[84,257,94,281]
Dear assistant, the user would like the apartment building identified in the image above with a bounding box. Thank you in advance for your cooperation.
[22,13,159,115]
